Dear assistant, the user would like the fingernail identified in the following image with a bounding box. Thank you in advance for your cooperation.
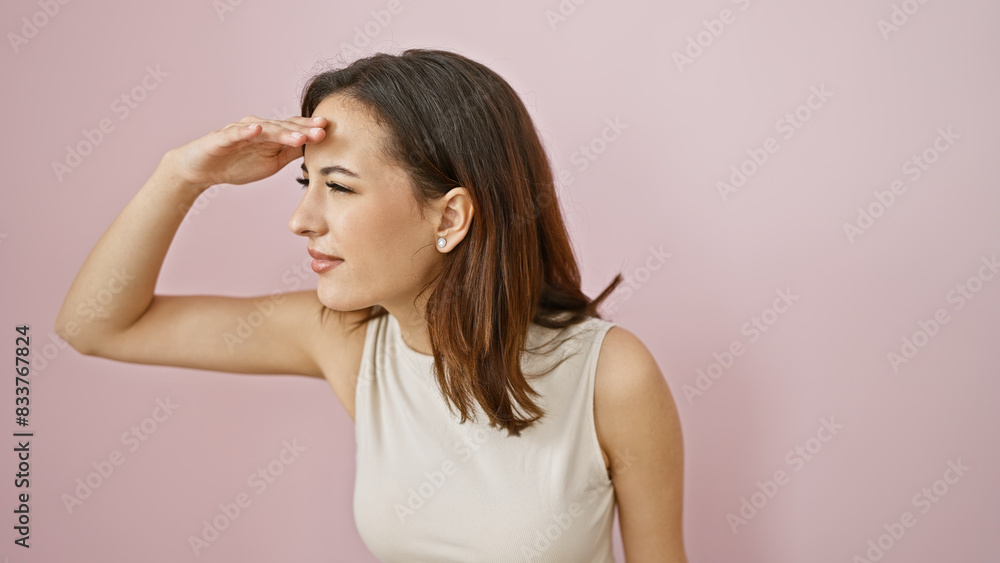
[313,116,325,122]
[310,127,323,135]
[290,132,304,140]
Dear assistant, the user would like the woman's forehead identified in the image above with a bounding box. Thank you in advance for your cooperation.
[313,95,383,138]
[304,99,383,171]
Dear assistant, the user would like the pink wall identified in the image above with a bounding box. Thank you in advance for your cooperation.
[2,0,997,561]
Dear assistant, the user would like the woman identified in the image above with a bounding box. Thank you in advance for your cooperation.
[55,49,687,562]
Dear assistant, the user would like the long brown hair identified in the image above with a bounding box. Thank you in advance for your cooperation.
[300,49,623,437]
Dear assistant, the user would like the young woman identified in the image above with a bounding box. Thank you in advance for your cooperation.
[55,49,687,562]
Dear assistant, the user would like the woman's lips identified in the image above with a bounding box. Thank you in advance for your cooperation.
[311,258,343,273]
[308,248,344,273]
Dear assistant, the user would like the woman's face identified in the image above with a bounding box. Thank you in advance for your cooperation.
[289,94,443,313]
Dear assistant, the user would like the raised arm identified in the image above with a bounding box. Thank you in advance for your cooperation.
[53,116,362,377]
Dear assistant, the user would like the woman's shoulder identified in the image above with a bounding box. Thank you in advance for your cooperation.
[592,321,678,475]
[592,321,673,422]
[595,322,656,374]
[563,316,658,385]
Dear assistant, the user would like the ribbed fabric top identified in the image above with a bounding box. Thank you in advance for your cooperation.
[353,312,618,563]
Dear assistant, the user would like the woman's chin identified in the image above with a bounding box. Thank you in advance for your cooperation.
[316,288,367,313]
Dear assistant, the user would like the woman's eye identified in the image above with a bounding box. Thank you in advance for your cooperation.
[326,183,353,193]
[294,176,352,193]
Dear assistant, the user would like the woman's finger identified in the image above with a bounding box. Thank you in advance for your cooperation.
[253,117,327,137]
[282,115,328,128]
[207,121,261,150]
[227,115,327,138]
[238,120,325,146]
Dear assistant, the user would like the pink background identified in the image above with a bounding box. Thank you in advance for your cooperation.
[2,0,998,561]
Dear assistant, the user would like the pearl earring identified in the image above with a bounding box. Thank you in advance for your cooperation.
[437,237,447,248]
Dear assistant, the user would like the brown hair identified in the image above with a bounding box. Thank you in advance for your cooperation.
[300,48,623,437]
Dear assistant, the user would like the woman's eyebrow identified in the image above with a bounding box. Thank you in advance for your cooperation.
[300,162,361,179]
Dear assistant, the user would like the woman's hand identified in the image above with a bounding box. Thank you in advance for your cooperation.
[164,115,327,188]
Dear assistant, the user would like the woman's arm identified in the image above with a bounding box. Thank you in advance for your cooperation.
[54,153,210,354]
[595,327,688,562]
[53,117,352,377]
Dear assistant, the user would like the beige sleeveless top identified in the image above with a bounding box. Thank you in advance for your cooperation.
[353,312,618,562]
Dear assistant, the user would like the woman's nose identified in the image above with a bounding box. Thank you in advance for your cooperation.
[288,188,326,236]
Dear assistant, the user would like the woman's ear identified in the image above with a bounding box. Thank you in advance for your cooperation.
[434,187,474,252]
